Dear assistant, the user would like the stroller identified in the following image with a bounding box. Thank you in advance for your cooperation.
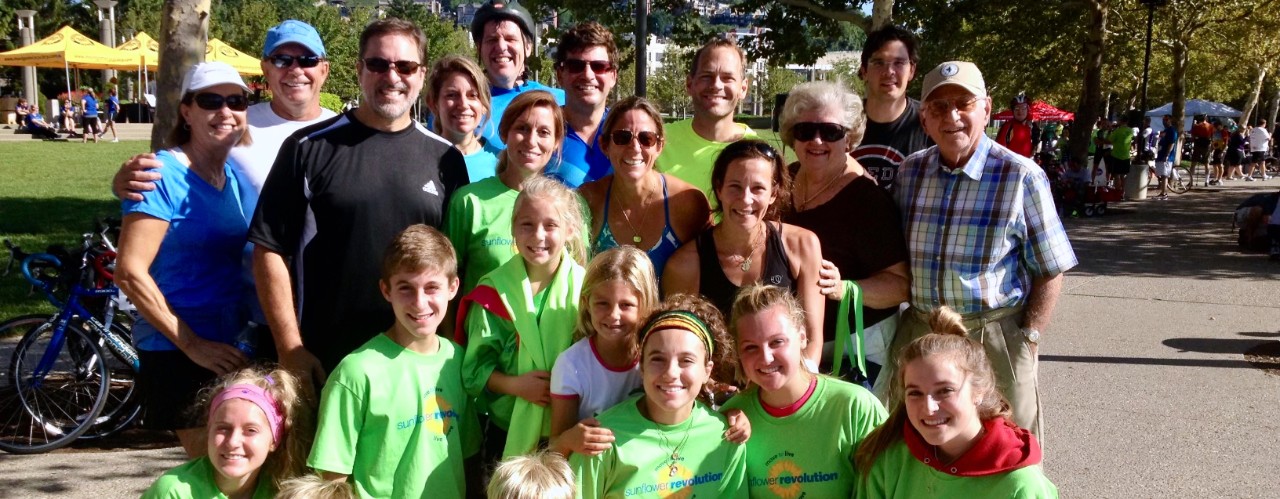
[1051,159,1123,217]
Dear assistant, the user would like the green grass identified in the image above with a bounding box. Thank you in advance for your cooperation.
[0,140,151,320]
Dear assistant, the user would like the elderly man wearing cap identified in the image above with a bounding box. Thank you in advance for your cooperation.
[889,61,1077,442]
[471,0,565,148]
[250,18,468,383]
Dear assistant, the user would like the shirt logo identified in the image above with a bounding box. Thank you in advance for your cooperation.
[422,180,439,196]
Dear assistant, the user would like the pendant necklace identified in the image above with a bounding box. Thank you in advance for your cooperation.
[795,168,846,211]
[616,177,653,244]
[724,224,764,272]
[657,412,696,477]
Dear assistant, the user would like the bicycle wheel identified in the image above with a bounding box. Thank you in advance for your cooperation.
[1170,165,1192,194]
[79,321,141,439]
[0,315,109,454]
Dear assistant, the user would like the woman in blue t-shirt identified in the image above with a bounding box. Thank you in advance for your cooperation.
[80,88,101,143]
[116,62,256,458]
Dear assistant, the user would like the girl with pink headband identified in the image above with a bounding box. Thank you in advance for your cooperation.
[144,366,314,498]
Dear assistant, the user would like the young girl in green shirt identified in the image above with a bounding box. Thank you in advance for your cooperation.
[855,307,1057,498]
[144,366,313,499]
[460,175,588,462]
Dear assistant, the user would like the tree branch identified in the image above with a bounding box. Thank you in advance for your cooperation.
[775,0,871,31]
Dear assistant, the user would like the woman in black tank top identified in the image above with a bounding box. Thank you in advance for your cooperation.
[662,140,827,367]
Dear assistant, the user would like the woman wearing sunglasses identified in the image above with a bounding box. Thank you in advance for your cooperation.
[444,90,566,296]
[663,139,826,367]
[116,62,256,458]
[578,96,711,278]
[426,54,502,183]
[778,81,910,391]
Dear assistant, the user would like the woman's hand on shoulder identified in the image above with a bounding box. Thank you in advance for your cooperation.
[553,417,616,456]
[722,408,751,444]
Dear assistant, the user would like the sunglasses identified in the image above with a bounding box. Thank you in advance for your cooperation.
[925,96,981,116]
[609,130,661,148]
[361,57,423,75]
[558,59,614,74]
[191,92,249,112]
[267,54,325,69]
[792,122,847,142]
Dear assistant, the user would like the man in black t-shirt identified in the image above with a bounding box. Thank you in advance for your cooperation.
[250,19,468,383]
[851,26,932,191]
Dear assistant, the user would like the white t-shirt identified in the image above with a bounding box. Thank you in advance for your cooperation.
[549,337,643,421]
[1248,126,1271,153]
[231,102,338,193]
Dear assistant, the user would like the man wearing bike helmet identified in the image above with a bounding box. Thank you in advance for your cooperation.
[996,92,1034,158]
[471,0,565,149]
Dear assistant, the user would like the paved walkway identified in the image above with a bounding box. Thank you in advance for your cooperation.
[1,180,1277,497]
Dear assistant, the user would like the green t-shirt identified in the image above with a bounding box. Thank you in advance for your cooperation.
[656,118,759,208]
[308,334,478,499]
[1109,126,1134,160]
[571,395,749,499]
[142,456,273,499]
[443,176,518,296]
[858,439,1058,499]
[721,376,886,498]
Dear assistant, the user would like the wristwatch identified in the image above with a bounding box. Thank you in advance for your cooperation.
[1021,327,1041,345]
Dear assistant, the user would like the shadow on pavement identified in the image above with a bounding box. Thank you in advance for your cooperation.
[0,447,179,497]
[1062,186,1280,280]
[1040,354,1263,369]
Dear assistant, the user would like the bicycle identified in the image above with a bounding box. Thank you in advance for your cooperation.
[0,221,141,454]
[1168,163,1192,194]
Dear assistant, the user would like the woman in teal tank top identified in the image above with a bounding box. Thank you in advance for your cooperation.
[579,96,711,278]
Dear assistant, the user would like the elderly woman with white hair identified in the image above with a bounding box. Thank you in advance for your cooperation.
[778,80,910,390]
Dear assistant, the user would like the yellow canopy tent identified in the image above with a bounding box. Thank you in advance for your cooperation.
[205,39,263,76]
[0,26,138,99]
[114,32,160,69]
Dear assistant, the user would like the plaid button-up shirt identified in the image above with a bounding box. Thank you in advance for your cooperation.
[895,135,1077,314]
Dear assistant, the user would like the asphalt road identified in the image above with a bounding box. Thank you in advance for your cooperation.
[1,179,1277,498]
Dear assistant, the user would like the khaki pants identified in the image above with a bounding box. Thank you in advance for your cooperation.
[886,306,1044,445]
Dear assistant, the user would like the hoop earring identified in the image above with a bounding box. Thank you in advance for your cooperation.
[182,122,190,131]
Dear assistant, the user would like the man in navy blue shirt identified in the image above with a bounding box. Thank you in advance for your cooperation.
[545,21,617,187]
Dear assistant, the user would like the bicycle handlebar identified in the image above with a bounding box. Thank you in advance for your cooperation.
[20,253,63,290]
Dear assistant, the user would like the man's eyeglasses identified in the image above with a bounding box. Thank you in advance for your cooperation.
[925,96,981,116]
[267,54,325,69]
[609,130,661,148]
[792,122,848,142]
[361,57,423,75]
[866,58,911,72]
[558,59,614,74]
[191,93,249,112]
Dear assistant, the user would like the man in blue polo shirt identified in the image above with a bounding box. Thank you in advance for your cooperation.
[544,21,617,187]
[470,0,565,148]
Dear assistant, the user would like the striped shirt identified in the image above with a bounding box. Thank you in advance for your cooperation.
[895,135,1077,314]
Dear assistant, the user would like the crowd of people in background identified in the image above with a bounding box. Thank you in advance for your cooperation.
[12,87,120,142]
[104,1,1082,497]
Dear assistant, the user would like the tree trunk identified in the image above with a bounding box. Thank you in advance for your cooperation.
[1239,65,1267,126]
[1068,0,1106,168]
[152,0,211,150]
[871,0,894,30]
[1170,41,1188,128]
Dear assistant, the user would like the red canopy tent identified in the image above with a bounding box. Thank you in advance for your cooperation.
[993,100,1075,121]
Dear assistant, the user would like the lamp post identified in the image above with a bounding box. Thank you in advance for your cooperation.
[1138,0,1168,116]
[635,0,649,97]
[15,10,37,106]
[95,0,119,84]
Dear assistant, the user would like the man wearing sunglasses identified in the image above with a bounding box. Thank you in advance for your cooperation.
[851,26,931,191]
[890,61,1077,444]
[544,21,617,187]
[470,0,565,149]
[656,35,757,204]
[250,18,469,384]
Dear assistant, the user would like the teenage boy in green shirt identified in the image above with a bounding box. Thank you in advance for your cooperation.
[309,225,478,498]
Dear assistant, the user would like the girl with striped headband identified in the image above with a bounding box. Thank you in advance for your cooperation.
[571,294,749,498]
[144,365,314,498]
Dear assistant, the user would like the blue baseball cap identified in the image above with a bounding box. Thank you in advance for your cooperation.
[262,20,326,58]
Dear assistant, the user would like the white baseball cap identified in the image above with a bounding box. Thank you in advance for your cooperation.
[181,61,249,94]
[921,61,986,101]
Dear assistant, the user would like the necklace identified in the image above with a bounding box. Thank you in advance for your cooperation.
[656,412,696,477]
[794,167,848,211]
[615,175,655,244]
[724,224,765,272]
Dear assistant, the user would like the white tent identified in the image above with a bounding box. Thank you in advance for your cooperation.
[1145,99,1243,132]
